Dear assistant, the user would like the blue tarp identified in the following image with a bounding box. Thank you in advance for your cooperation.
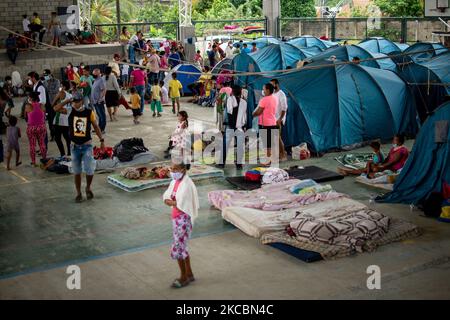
[287,35,338,50]
[163,64,201,94]
[245,61,418,153]
[310,45,397,71]
[377,101,450,205]
[398,52,450,122]
[359,37,408,54]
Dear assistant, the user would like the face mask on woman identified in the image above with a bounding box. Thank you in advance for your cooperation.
[28,79,33,86]
[392,144,398,148]
[170,172,184,181]
[44,75,50,81]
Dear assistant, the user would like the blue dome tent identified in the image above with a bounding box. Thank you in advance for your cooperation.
[244,61,418,153]
[211,58,232,75]
[310,45,398,71]
[377,101,450,205]
[232,43,317,87]
[398,51,450,122]
[287,35,338,50]
[163,63,201,94]
[359,37,409,54]
[240,36,281,49]
[402,42,448,63]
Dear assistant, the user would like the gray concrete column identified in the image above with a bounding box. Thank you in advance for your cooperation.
[179,26,196,64]
[263,0,281,37]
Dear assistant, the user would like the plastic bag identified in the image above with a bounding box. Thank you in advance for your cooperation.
[292,143,310,160]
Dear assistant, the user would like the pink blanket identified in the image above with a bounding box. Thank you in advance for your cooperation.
[208,179,345,211]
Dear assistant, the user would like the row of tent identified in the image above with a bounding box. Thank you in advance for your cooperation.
[228,36,449,207]
[226,36,449,152]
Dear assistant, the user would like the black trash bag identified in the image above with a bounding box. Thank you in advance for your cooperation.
[420,192,444,218]
[113,138,149,163]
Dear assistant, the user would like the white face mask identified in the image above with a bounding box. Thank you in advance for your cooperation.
[28,79,33,86]
[170,172,184,181]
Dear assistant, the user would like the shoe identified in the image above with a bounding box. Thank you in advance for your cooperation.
[157,113,162,117]
[152,113,156,117]
[172,108,175,114]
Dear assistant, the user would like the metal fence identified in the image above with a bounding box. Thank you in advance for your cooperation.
[93,21,180,42]
[93,18,267,43]
[278,17,449,43]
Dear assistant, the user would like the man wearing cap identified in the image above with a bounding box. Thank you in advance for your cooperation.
[54,91,105,203]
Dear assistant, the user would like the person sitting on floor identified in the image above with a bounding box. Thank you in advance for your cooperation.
[369,134,408,178]
[338,140,385,176]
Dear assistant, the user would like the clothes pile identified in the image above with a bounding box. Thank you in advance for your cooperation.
[120,166,170,180]
[40,157,70,174]
[93,146,113,160]
[244,167,289,185]
[113,138,149,163]
[289,179,332,195]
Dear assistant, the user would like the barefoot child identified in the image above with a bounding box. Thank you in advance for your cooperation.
[337,140,384,176]
[164,111,189,159]
[151,79,163,117]
[169,72,183,114]
[163,161,199,288]
[129,87,141,124]
[6,116,21,170]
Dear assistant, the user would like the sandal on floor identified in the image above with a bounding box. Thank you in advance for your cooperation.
[171,279,190,289]
[86,189,94,200]
[75,194,83,203]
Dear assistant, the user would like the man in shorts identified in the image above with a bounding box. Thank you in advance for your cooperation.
[53,91,105,202]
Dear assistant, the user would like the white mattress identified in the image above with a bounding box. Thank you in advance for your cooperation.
[222,197,368,238]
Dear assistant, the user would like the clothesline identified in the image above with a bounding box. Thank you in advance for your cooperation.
[1,24,449,80]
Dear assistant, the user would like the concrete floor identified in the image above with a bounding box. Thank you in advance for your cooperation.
[1,98,449,299]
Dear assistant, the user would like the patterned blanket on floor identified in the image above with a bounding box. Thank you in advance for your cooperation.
[208,179,345,211]
[108,164,224,192]
[262,215,421,260]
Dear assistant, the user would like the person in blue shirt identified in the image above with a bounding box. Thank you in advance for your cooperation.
[242,43,252,54]
[168,48,181,69]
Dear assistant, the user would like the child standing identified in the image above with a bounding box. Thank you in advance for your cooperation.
[151,79,163,117]
[169,72,183,114]
[121,59,129,90]
[6,116,21,170]
[163,162,199,288]
[129,87,142,125]
[165,111,189,159]
[160,80,169,105]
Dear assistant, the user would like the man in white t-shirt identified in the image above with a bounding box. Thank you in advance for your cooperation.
[225,41,234,59]
[270,78,288,160]
[270,79,287,127]
[22,14,31,33]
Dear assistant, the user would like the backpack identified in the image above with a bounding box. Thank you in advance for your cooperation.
[113,138,148,162]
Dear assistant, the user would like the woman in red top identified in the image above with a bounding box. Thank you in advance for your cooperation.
[370,134,409,177]
[252,82,279,166]
[65,62,75,81]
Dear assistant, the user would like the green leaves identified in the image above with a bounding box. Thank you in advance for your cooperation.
[374,0,424,17]
[280,0,316,18]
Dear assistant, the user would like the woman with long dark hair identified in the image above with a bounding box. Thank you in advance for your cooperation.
[103,66,121,121]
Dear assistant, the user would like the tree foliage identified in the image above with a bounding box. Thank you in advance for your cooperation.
[280,0,316,18]
[374,0,424,17]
